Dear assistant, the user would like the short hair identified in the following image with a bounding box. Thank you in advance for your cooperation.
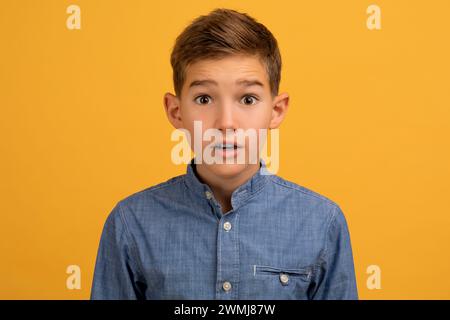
[170,8,282,98]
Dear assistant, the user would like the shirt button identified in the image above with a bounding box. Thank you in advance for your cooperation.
[222,281,232,292]
[223,221,232,231]
[279,273,289,285]
[205,191,213,199]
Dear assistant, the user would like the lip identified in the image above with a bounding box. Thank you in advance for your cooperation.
[213,146,243,158]
[214,141,244,148]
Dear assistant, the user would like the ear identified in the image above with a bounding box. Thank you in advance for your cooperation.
[163,92,183,129]
[269,92,289,129]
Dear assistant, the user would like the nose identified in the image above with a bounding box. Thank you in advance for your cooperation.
[215,101,237,133]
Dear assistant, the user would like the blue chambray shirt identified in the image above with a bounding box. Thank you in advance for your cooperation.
[90,158,358,300]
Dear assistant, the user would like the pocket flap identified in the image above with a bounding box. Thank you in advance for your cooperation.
[253,264,312,280]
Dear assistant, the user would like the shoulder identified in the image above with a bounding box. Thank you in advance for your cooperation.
[119,174,185,205]
[269,175,338,208]
[266,174,345,224]
[266,174,352,249]
[109,174,186,221]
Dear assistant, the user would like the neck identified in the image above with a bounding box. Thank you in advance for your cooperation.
[195,162,261,214]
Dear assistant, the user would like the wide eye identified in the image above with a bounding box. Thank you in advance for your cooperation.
[194,95,212,105]
[241,95,258,106]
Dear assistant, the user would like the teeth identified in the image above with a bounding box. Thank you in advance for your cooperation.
[218,144,234,149]
[215,143,235,149]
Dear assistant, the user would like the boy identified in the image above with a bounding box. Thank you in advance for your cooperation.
[91,8,358,300]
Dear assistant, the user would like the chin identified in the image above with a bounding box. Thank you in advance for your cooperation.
[206,162,249,178]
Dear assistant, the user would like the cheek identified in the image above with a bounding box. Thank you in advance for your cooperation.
[243,105,273,128]
[181,103,212,122]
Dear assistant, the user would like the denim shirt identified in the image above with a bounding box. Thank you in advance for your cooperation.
[91,158,358,300]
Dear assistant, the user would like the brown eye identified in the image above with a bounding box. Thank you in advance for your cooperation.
[241,95,258,105]
[194,95,212,105]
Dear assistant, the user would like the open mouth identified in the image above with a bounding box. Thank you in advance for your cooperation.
[214,143,241,150]
[211,143,244,158]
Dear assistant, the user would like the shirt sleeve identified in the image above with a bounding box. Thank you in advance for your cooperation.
[311,205,359,300]
[90,202,147,299]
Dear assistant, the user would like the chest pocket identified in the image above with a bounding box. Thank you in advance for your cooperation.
[252,264,313,299]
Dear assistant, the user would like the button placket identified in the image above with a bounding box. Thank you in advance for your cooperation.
[216,212,239,299]
[204,190,224,220]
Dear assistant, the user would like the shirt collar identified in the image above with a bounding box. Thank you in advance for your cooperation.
[183,157,271,211]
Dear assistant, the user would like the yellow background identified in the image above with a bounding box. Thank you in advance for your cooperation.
[1,0,449,299]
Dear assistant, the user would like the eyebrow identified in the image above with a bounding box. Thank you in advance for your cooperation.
[188,79,265,89]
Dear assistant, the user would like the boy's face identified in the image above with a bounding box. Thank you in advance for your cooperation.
[164,53,289,178]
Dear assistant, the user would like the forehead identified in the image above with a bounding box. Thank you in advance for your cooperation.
[184,54,269,91]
